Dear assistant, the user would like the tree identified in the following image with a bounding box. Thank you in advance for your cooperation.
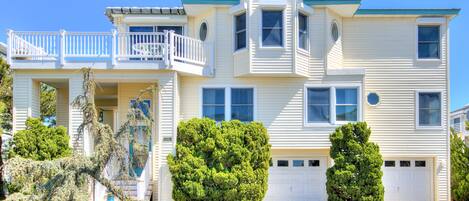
[450,128,469,201]
[8,118,72,160]
[168,118,271,201]
[0,58,12,199]
[40,83,57,126]
[326,122,384,201]
[4,68,155,201]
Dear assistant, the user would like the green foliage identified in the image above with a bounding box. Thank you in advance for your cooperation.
[450,129,469,201]
[326,122,384,201]
[40,83,57,125]
[0,58,12,131]
[8,118,72,160]
[168,118,271,201]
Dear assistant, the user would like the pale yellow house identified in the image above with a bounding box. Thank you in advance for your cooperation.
[6,0,459,200]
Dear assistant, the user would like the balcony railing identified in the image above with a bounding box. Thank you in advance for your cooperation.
[6,30,210,68]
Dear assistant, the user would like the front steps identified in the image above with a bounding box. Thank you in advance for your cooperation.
[111,179,153,201]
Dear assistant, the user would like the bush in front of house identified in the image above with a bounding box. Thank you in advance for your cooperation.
[168,118,271,201]
[326,122,384,201]
[450,128,469,201]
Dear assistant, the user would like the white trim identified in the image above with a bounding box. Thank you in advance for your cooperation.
[326,68,366,75]
[366,92,381,107]
[416,17,446,24]
[229,2,247,15]
[303,83,362,127]
[415,90,444,130]
[199,85,257,122]
[197,20,209,42]
[297,2,314,15]
[259,7,286,49]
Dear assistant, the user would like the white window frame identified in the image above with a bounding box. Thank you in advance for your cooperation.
[233,11,248,52]
[304,84,362,127]
[259,6,286,49]
[200,86,257,122]
[415,90,444,129]
[415,19,443,61]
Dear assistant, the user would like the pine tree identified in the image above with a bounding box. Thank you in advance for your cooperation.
[450,128,469,200]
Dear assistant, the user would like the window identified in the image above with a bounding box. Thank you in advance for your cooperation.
[235,13,247,50]
[231,88,254,122]
[454,118,461,124]
[418,92,441,127]
[367,93,380,106]
[202,88,225,122]
[385,160,396,167]
[415,160,426,167]
[400,160,411,167]
[331,21,339,42]
[293,160,305,167]
[308,160,320,167]
[298,12,308,50]
[262,10,283,47]
[418,26,440,59]
[277,160,289,167]
[202,87,254,122]
[467,112,469,120]
[199,22,208,41]
[307,88,330,123]
[307,86,360,125]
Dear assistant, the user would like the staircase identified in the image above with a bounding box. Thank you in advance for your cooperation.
[112,180,153,201]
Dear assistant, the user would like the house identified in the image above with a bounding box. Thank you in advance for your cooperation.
[5,0,459,200]
[451,104,469,140]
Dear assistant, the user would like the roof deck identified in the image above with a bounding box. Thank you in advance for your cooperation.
[6,30,213,76]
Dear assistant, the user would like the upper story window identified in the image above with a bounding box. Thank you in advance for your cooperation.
[454,117,461,124]
[262,10,283,47]
[235,13,247,50]
[199,22,208,41]
[418,26,440,59]
[202,87,254,122]
[306,86,359,125]
[129,26,183,35]
[298,12,308,50]
[331,21,339,42]
[417,92,441,127]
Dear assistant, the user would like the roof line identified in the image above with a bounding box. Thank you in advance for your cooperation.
[355,8,461,16]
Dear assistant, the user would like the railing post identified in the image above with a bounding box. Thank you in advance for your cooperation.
[163,30,169,66]
[111,29,117,66]
[59,29,66,66]
[6,29,13,64]
[168,30,175,67]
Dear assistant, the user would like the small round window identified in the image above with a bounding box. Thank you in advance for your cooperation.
[331,21,339,42]
[367,92,380,106]
[199,22,208,41]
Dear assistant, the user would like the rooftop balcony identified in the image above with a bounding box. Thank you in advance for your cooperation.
[6,30,214,76]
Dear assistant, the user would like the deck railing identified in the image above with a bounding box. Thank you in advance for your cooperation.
[6,30,210,67]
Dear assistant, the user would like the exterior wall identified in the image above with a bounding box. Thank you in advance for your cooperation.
[56,87,69,129]
[325,9,343,69]
[451,106,469,137]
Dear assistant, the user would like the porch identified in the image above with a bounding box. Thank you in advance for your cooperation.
[6,30,213,76]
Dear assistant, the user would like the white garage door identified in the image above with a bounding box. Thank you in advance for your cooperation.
[383,158,433,201]
[265,158,327,201]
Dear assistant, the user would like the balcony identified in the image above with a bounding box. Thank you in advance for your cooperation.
[6,30,213,76]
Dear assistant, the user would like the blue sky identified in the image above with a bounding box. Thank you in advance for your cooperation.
[0,0,467,111]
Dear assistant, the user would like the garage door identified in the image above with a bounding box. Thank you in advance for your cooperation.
[265,158,327,201]
[383,158,433,201]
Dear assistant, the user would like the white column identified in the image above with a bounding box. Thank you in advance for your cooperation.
[68,75,85,154]
[56,87,69,129]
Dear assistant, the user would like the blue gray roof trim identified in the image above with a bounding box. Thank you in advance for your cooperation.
[355,9,461,16]
[182,0,239,5]
[105,7,186,22]
[304,0,361,5]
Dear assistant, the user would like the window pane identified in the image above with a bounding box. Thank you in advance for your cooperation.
[308,105,330,122]
[308,88,330,104]
[156,26,183,35]
[336,88,357,104]
[419,109,441,126]
[236,13,246,31]
[418,43,439,58]
[262,11,283,28]
[385,160,395,167]
[308,160,320,167]
[231,88,253,104]
[454,118,460,124]
[262,28,282,46]
[129,26,154,32]
[203,106,225,122]
[419,93,441,109]
[293,160,304,167]
[299,13,307,32]
[419,26,439,42]
[299,32,307,49]
[277,160,288,167]
[231,106,253,122]
[336,105,358,121]
[236,32,246,50]
[400,160,411,167]
[203,88,225,104]
[415,160,426,167]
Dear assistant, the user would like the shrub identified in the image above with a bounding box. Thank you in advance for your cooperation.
[326,122,384,201]
[8,118,72,160]
[168,118,271,201]
[450,129,469,201]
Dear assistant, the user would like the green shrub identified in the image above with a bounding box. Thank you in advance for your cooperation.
[450,128,469,201]
[326,122,384,201]
[8,118,72,160]
[168,118,271,201]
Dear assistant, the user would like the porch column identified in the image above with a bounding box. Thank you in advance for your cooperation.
[12,76,40,132]
[68,75,86,155]
[55,87,69,129]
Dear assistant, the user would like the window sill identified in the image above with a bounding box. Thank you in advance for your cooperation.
[415,125,444,130]
[259,46,285,51]
[416,58,442,62]
[304,121,358,128]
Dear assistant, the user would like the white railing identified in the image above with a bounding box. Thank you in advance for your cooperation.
[137,152,152,200]
[7,30,210,68]
[172,33,207,65]
[65,31,112,57]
